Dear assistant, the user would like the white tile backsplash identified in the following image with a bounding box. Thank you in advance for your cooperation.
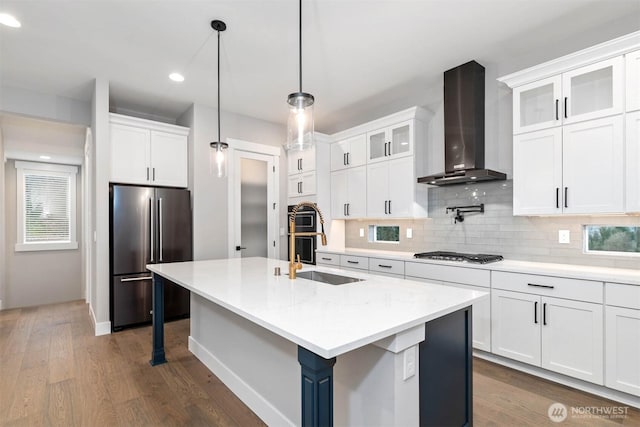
[345,180,640,269]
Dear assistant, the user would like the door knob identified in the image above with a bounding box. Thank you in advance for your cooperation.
[236,246,247,251]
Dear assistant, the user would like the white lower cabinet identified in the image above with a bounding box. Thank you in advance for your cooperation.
[605,282,640,396]
[491,273,604,385]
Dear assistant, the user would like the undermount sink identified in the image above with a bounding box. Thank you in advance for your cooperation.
[294,270,364,285]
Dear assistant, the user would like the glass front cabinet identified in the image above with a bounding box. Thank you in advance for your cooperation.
[512,57,623,135]
[366,120,413,163]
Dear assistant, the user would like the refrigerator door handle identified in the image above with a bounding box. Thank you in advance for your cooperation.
[149,197,155,262]
[121,276,153,282]
[158,197,164,262]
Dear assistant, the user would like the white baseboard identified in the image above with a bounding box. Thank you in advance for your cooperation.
[474,351,640,409]
[88,303,111,336]
[189,336,294,427]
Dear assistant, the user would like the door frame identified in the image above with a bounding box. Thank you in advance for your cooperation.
[226,138,280,259]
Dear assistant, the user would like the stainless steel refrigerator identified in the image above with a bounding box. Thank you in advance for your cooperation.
[110,184,192,331]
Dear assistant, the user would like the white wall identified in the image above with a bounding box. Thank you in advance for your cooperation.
[90,79,110,334]
[178,104,287,261]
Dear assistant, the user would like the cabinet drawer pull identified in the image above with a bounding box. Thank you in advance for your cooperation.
[555,99,559,121]
[378,264,393,268]
[527,283,555,289]
[555,187,559,209]
[121,276,153,282]
[343,153,347,166]
[346,152,350,165]
[146,167,150,180]
[347,260,359,264]
[534,301,538,324]
[564,187,568,208]
[388,200,391,214]
[152,167,156,181]
[321,257,333,261]
[384,200,388,214]
[564,97,568,119]
[543,302,547,326]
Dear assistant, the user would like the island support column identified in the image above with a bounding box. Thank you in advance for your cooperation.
[150,273,167,366]
[298,346,336,427]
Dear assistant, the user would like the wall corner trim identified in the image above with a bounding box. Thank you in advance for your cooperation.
[89,303,111,336]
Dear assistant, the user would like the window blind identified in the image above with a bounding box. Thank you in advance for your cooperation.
[24,173,71,242]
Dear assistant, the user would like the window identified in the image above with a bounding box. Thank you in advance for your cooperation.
[15,161,78,251]
[368,225,400,243]
[584,225,640,256]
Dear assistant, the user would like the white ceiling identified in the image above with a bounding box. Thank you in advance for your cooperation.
[1,0,639,133]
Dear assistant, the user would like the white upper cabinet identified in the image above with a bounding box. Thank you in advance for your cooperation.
[561,57,623,125]
[500,32,638,215]
[366,156,415,218]
[513,128,563,215]
[110,123,151,185]
[110,114,189,188]
[366,120,413,164]
[287,147,316,175]
[512,58,623,134]
[513,76,562,134]
[626,49,640,112]
[149,131,188,188]
[331,166,367,219]
[330,134,366,171]
[561,116,623,214]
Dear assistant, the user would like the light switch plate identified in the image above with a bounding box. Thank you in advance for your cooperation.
[559,230,570,244]
[359,228,364,237]
[406,228,413,239]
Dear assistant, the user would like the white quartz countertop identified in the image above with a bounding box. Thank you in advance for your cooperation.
[317,248,640,286]
[147,257,486,359]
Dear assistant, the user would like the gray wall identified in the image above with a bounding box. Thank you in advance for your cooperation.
[4,160,83,308]
[345,180,640,270]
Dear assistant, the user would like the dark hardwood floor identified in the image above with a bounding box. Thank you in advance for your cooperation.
[1,300,638,426]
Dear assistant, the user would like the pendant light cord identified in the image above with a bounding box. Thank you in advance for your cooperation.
[298,0,302,93]
[217,28,221,144]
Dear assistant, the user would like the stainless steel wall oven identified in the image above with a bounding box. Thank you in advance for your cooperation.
[287,204,317,265]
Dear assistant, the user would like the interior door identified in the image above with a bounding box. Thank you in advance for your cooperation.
[230,149,278,259]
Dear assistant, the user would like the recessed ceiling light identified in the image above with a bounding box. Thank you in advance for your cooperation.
[0,13,21,28]
[39,155,51,160]
[169,72,184,82]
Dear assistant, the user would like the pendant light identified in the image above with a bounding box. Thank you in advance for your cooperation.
[210,19,228,178]
[285,0,314,152]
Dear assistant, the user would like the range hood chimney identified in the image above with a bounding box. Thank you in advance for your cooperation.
[418,60,506,186]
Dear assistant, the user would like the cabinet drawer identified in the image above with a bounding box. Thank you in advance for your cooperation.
[316,253,340,267]
[405,262,490,288]
[340,255,368,270]
[492,271,602,303]
[606,282,640,310]
[369,258,405,276]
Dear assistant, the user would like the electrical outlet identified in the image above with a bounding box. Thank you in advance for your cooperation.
[558,230,570,244]
[359,228,364,237]
[403,346,416,380]
[406,228,413,239]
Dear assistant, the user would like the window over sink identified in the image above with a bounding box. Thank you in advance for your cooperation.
[368,225,400,243]
[584,225,640,256]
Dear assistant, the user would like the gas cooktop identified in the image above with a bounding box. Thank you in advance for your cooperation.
[414,251,503,264]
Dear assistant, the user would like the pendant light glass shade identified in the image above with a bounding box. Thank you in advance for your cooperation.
[210,141,228,178]
[285,0,314,152]
[210,19,228,177]
[286,92,314,151]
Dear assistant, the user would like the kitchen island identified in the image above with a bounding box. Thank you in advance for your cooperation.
[147,257,487,426]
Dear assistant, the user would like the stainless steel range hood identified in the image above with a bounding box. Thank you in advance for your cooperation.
[418,61,506,186]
